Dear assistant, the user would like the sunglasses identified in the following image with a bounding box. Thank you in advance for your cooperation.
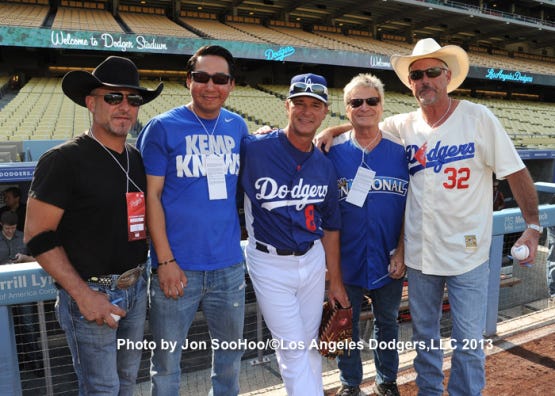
[408,67,448,81]
[289,82,328,96]
[348,97,381,108]
[190,71,232,85]
[92,93,144,107]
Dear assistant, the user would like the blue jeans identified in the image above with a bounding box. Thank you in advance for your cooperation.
[149,263,246,396]
[55,269,148,396]
[407,261,489,396]
[337,280,403,387]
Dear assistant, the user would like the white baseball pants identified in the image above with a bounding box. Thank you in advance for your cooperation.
[246,240,326,396]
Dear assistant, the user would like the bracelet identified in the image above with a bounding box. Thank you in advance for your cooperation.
[158,258,176,266]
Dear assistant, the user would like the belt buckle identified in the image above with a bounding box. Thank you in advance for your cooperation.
[116,266,144,289]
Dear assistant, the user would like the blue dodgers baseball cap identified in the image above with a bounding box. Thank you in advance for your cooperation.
[288,73,328,104]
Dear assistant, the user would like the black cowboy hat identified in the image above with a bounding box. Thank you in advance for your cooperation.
[62,56,163,107]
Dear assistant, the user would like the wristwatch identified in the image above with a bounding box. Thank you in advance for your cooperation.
[526,223,543,233]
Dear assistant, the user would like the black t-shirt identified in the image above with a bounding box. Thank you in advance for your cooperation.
[28,134,148,279]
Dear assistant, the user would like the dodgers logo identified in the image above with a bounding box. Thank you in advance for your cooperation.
[264,46,295,61]
[254,177,328,211]
[406,140,475,175]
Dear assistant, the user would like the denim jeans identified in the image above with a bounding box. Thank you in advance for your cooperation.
[55,269,148,396]
[337,279,403,387]
[149,262,246,396]
[407,261,489,396]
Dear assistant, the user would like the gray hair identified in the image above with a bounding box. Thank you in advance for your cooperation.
[343,73,385,107]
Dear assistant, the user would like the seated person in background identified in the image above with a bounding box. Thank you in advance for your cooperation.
[0,187,27,232]
[0,211,33,264]
[0,211,42,371]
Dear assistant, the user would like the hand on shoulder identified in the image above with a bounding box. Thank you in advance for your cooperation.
[252,125,275,135]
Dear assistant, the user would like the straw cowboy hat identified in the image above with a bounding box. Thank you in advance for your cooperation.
[390,38,469,93]
[62,56,163,107]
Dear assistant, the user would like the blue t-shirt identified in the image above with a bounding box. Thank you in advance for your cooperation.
[137,106,248,271]
[327,133,409,289]
[241,131,340,251]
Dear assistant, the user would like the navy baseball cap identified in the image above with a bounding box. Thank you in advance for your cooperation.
[288,73,328,104]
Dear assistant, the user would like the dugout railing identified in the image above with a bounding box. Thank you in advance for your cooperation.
[1,183,554,395]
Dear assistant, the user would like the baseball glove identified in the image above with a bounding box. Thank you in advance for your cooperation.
[317,301,353,358]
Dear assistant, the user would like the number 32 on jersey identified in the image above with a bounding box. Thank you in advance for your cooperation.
[443,167,470,189]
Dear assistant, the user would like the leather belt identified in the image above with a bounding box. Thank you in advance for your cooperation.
[255,241,314,256]
[87,265,144,290]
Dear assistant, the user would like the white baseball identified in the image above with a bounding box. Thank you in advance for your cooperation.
[511,245,529,260]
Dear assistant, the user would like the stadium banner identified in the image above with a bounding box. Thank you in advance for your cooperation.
[0,162,35,182]
[467,65,552,86]
[0,26,386,69]
[0,263,56,305]
[492,204,555,236]
[518,150,555,159]
[0,26,552,85]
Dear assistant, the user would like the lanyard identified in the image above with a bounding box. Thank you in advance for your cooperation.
[190,106,221,141]
[352,130,381,169]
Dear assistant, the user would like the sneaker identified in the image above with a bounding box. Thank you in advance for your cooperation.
[336,384,361,396]
[374,381,400,396]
